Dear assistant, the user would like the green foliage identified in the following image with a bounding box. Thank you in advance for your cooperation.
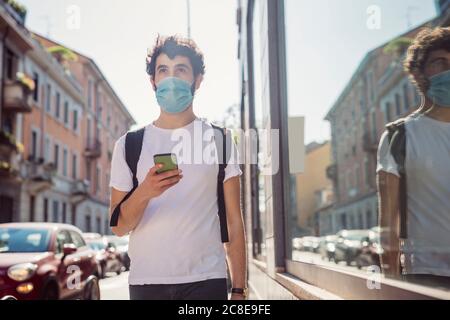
[47,45,78,62]
[383,37,413,56]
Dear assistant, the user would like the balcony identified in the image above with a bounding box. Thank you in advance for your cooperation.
[84,139,102,159]
[0,0,27,26]
[2,79,33,113]
[24,158,56,194]
[0,130,22,157]
[362,132,378,153]
[71,179,90,203]
[0,160,19,178]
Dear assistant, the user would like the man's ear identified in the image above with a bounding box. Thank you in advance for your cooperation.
[194,74,204,91]
[150,76,157,91]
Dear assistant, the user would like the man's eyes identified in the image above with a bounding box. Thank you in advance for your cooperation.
[158,68,187,73]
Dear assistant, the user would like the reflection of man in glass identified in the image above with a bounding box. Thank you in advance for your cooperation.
[377,27,450,287]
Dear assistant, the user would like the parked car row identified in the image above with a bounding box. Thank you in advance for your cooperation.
[292,227,382,269]
[82,233,123,279]
[0,222,129,300]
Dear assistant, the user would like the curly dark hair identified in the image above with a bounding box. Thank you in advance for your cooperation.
[404,27,450,94]
[146,35,206,79]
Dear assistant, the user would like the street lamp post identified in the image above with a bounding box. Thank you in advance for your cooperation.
[186,0,191,39]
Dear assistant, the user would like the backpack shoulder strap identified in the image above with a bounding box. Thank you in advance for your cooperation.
[385,118,407,239]
[211,124,232,168]
[125,127,146,186]
[211,123,231,243]
[110,127,146,228]
[386,119,406,174]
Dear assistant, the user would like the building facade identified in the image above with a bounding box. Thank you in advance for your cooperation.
[295,141,333,237]
[0,1,135,235]
[32,33,135,235]
[0,0,34,224]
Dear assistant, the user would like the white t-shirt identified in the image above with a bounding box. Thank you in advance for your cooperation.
[109,118,242,284]
[376,113,450,276]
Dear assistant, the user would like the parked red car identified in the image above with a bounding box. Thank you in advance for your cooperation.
[0,223,100,300]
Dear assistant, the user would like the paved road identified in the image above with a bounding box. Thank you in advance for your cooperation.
[99,272,130,300]
[99,271,258,300]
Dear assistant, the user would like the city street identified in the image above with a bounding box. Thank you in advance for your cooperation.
[100,272,130,300]
[99,272,257,300]
[0,0,448,303]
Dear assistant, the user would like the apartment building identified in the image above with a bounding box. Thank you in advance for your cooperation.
[0,0,34,223]
[295,141,333,237]
[0,1,135,235]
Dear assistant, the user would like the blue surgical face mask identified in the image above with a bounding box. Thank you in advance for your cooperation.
[156,77,194,114]
[427,69,450,108]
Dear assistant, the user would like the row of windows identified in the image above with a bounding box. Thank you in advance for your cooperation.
[30,130,79,180]
[336,83,419,165]
[337,209,377,231]
[34,74,126,143]
[32,72,81,134]
[336,81,418,142]
[84,214,105,234]
[41,197,106,234]
[32,72,128,157]
[87,78,127,138]
[339,157,371,199]
[31,131,111,200]
[383,83,419,123]
[42,198,70,224]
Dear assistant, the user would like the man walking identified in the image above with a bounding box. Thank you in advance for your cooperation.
[109,35,247,300]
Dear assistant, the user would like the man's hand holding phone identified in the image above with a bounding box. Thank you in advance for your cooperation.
[142,164,183,199]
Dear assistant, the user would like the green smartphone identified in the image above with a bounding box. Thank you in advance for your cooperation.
[153,153,178,174]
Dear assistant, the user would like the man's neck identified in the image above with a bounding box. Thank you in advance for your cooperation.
[423,104,450,123]
[153,107,198,129]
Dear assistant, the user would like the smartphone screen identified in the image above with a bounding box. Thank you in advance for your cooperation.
[153,153,178,174]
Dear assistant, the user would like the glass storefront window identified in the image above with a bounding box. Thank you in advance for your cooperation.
[251,0,268,259]
[284,0,450,292]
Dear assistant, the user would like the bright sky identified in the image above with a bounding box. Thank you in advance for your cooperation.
[285,0,438,144]
[20,0,439,143]
[20,0,240,130]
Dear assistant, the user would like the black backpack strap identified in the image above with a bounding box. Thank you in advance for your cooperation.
[212,124,231,243]
[386,119,407,239]
[110,127,146,228]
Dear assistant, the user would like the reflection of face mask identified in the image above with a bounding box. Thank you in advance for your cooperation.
[156,77,194,114]
[427,69,450,108]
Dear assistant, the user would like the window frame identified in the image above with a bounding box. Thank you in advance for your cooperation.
[45,83,52,113]
[69,230,86,249]
[247,0,267,263]
[55,230,72,255]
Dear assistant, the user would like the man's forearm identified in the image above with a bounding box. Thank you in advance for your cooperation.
[225,221,247,288]
[112,184,153,236]
[377,173,400,275]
